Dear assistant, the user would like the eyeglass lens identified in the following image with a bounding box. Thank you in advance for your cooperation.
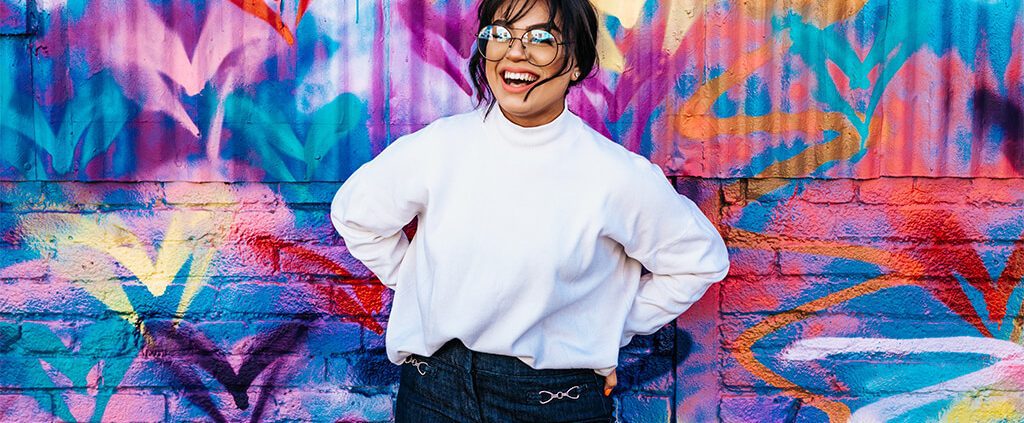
[477,25,559,67]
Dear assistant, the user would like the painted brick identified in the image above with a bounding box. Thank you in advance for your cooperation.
[215,282,331,316]
[801,179,856,203]
[778,250,883,276]
[362,320,389,350]
[836,243,1024,276]
[164,182,280,208]
[305,319,363,355]
[0,244,49,279]
[719,275,791,313]
[326,354,400,388]
[722,180,747,204]
[743,178,789,202]
[10,211,100,244]
[0,182,45,210]
[616,352,673,394]
[0,279,106,316]
[189,320,309,353]
[720,394,799,423]
[100,392,166,422]
[116,280,219,319]
[167,390,284,422]
[0,394,52,422]
[724,247,776,276]
[279,244,373,279]
[20,320,115,355]
[0,357,104,388]
[718,314,985,350]
[206,242,280,278]
[858,178,916,204]
[127,351,321,393]
[969,179,1024,205]
[914,178,971,204]
[273,389,395,422]
[618,393,671,423]
[937,391,1024,420]
[115,357,185,389]
[0,320,19,352]
[747,178,794,202]
[794,405,831,422]
[38,182,165,211]
[719,356,797,391]
[229,210,309,244]
[717,274,984,318]
[0,211,18,241]
[278,182,343,205]
[283,209,345,245]
[675,178,722,217]
[653,324,676,356]
[723,202,897,241]
[48,246,136,281]
[721,357,1000,397]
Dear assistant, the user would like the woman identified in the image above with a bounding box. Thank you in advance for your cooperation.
[330,0,730,420]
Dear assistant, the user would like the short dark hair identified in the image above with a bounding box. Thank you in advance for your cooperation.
[468,0,599,113]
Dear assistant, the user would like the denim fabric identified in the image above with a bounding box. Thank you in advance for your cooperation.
[395,339,615,422]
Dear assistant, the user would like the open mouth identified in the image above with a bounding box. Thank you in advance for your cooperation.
[502,70,539,88]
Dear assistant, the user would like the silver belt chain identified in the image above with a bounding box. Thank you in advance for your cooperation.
[403,356,431,375]
[538,385,581,404]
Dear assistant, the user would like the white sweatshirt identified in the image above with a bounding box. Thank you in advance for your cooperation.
[330,103,729,376]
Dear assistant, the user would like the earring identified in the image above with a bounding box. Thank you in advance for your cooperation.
[573,70,581,80]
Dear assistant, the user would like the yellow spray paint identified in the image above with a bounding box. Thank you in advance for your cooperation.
[22,186,236,329]
[941,393,1024,423]
[741,0,868,28]
[661,0,700,53]
[594,0,703,73]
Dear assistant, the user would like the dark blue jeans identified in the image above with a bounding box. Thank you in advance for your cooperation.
[395,339,615,422]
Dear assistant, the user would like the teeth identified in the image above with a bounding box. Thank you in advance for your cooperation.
[503,71,538,82]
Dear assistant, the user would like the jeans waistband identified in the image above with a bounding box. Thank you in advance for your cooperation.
[418,339,594,378]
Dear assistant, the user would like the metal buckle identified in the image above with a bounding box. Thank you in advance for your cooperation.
[538,385,581,404]
[403,357,430,376]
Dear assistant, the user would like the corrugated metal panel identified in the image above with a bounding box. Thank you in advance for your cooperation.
[0,0,27,35]
[0,0,1021,181]
[664,0,1024,178]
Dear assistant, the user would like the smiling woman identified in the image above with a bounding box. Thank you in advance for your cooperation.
[470,0,599,127]
[329,0,730,421]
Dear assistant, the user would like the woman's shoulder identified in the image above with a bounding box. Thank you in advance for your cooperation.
[395,108,484,144]
[572,117,654,173]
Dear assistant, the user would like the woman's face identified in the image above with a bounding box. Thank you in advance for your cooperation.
[484,1,578,127]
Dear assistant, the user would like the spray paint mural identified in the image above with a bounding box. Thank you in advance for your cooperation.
[1,0,1023,421]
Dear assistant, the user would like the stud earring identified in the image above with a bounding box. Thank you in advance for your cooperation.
[573,70,581,80]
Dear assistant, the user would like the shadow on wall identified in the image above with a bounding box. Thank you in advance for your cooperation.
[973,88,1024,172]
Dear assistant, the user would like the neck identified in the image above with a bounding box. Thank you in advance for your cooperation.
[497,101,566,127]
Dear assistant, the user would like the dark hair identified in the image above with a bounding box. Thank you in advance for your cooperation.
[468,0,599,114]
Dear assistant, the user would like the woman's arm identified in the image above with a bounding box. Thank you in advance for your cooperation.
[330,133,430,288]
[610,160,730,347]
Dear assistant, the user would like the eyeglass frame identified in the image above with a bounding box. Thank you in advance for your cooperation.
[474,24,573,67]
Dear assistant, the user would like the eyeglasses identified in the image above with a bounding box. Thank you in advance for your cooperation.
[475,24,569,67]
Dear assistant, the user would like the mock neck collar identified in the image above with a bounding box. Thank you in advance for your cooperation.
[483,102,573,146]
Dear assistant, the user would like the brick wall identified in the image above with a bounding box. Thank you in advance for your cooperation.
[1,0,1023,421]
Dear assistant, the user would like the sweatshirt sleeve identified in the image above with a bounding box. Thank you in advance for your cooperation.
[330,132,430,289]
[610,159,730,347]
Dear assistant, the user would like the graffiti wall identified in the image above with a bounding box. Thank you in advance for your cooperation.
[1,0,1022,421]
